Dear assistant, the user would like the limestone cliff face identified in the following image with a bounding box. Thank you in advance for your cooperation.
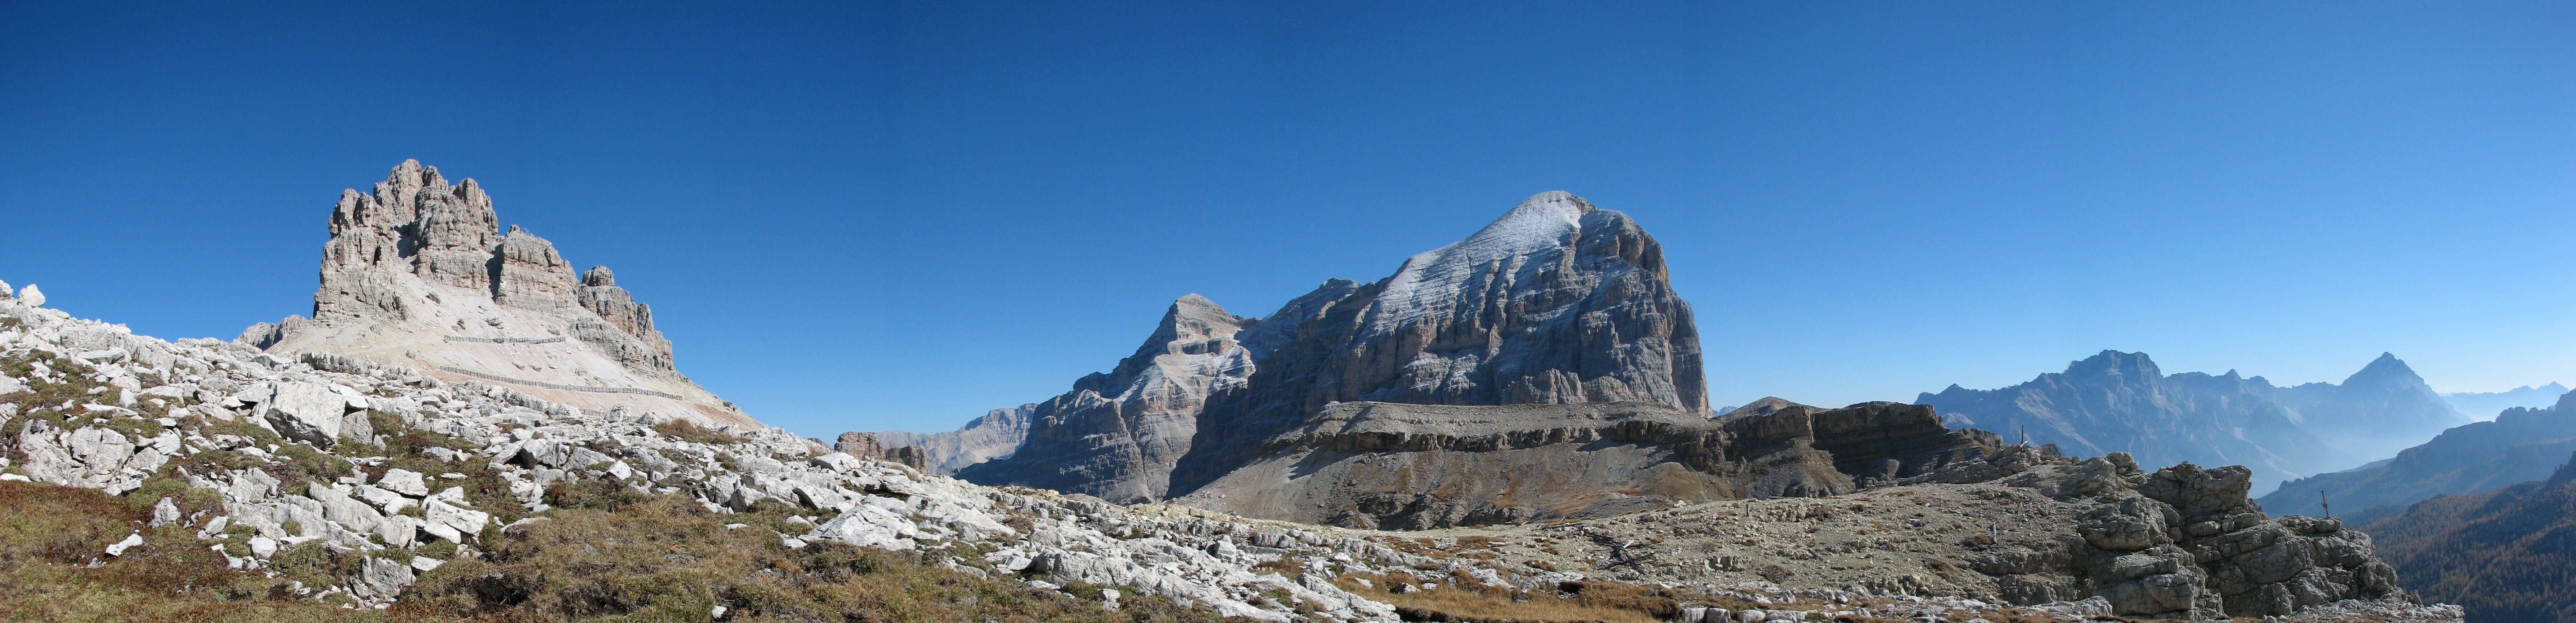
[956,296,1254,501]
[244,160,745,426]
[1170,191,1706,496]
[954,192,1707,504]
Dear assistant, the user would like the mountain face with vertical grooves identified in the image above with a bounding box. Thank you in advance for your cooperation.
[239,160,753,426]
[1917,351,2465,494]
[2260,390,2576,526]
[956,192,1709,506]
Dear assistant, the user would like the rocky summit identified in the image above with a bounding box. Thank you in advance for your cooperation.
[240,160,753,429]
[959,191,1709,508]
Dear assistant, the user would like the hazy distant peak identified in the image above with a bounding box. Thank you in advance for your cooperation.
[2341,352,2431,388]
[2063,350,2161,380]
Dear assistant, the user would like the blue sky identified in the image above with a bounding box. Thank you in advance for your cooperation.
[4,2,2571,437]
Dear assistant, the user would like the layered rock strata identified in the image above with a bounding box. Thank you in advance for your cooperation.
[961,191,1708,504]
[1176,400,2000,529]
[241,160,745,426]
[1363,447,2407,620]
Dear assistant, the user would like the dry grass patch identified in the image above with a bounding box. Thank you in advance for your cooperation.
[1334,572,1738,623]
[0,480,400,623]
[402,494,1224,623]
[651,420,744,446]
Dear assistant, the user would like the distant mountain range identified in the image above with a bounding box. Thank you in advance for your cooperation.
[1917,351,2468,494]
[2363,448,2576,623]
[2440,382,2566,422]
[2259,390,2576,526]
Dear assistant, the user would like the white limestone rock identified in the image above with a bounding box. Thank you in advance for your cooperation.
[150,497,181,527]
[263,381,349,446]
[378,469,429,497]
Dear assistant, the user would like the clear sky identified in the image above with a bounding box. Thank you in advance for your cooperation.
[4,2,2572,438]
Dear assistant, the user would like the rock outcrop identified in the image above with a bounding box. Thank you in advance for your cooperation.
[830,431,932,471]
[960,191,1708,506]
[869,403,1035,475]
[241,160,745,427]
[1918,351,2464,490]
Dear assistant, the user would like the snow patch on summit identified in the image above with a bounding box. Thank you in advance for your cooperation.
[1376,191,1590,326]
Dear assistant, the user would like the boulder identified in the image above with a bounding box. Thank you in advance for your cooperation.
[150,497,181,527]
[834,432,882,458]
[263,382,350,446]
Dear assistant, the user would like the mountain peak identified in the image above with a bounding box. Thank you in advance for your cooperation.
[241,160,745,426]
[2340,352,2432,390]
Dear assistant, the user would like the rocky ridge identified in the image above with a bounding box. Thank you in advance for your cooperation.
[2261,390,2576,525]
[241,160,751,428]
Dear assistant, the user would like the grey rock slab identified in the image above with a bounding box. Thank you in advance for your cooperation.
[377,469,429,496]
[423,498,490,537]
